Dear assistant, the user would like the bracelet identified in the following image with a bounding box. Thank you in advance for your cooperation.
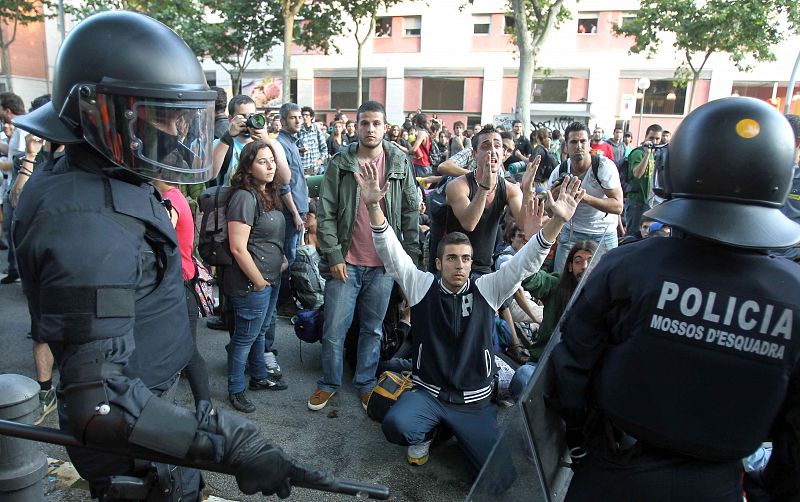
[220,132,233,146]
[21,158,36,165]
[477,181,492,191]
[18,170,32,177]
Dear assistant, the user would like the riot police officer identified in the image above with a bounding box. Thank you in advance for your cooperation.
[551,97,800,501]
[12,12,330,500]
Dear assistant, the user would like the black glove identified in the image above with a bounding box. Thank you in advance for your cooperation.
[191,401,334,498]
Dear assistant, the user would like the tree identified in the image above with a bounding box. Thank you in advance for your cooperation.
[0,0,48,93]
[339,0,403,108]
[68,0,281,96]
[508,0,571,135]
[277,0,341,103]
[614,0,800,112]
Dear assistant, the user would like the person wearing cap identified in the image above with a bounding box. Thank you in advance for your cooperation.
[550,97,800,500]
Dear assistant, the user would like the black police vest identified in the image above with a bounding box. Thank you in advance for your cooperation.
[588,237,800,461]
[14,157,192,388]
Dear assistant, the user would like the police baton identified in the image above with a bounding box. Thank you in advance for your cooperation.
[0,418,390,500]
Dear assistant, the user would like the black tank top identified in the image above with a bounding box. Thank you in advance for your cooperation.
[447,171,508,274]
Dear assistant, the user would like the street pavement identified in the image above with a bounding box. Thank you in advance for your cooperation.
[0,251,497,501]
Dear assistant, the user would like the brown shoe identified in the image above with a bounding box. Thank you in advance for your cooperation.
[360,391,372,411]
[308,389,335,411]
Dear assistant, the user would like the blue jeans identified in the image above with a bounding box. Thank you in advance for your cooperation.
[552,226,617,274]
[623,198,650,237]
[227,285,277,394]
[278,212,303,305]
[263,277,281,353]
[318,262,393,393]
[509,363,537,402]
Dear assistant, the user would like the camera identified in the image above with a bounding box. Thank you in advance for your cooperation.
[239,113,266,138]
[550,173,572,189]
[642,141,668,150]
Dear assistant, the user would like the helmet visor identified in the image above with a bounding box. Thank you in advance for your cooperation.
[78,91,214,184]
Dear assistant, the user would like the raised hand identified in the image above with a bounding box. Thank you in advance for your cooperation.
[520,155,540,195]
[354,161,389,207]
[545,175,584,222]
[521,191,547,239]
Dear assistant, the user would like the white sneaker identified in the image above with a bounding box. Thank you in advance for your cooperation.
[265,351,282,379]
[406,439,433,466]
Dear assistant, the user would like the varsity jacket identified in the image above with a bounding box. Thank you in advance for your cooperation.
[373,221,554,405]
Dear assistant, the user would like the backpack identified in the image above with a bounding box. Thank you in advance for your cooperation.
[428,137,442,168]
[290,244,325,309]
[619,147,645,194]
[557,154,606,190]
[196,187,259,266]
[427,175,454,228]
[293,306,324,343]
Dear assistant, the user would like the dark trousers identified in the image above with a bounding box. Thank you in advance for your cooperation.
[382,388,510,477]
[566,445,743,502]
[59,376,204,501]
[184,282,211,404]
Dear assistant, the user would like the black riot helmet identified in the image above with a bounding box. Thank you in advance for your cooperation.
[13,11,216,184]
[645,97,800,249]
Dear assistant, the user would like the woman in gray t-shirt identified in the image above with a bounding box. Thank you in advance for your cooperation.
[225,140,288,413]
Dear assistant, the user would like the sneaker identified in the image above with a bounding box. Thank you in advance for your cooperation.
[229,391,256,413]
[307,389,335,411]
[0,271,19,284]
[34,388,56,425]
[249,376,287,391]
[407,439,433,466]
[264,351,282,379]
[360,391,372,411]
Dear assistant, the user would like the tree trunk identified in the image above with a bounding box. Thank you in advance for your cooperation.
[282,7,295,104]
[0,23,13,93]
[687,72,700,113]
[229,70,242,96]
[513,0,533,135]
[356,41,364,108]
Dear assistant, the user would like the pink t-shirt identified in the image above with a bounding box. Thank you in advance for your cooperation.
[345,150,386,267]
[163,187,195,280]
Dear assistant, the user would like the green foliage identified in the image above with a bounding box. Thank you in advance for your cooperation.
[0,0,47,28]
[614,0,800,75]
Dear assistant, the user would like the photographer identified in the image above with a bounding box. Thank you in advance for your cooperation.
[211,95,290,187]
[624,124,663,236]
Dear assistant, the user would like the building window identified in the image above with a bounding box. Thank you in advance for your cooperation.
[330,78,370,109]
[504,15,515,34]
[403,16,421,36]
[375,17,392,37]
[473,14,491,34]
[620,13,636,28]
[577,13,598,34]
[532,79,568,103]
[421,78,464,111]
[635,80,686,115]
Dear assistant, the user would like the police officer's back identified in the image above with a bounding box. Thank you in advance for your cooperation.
[551,97,800,501]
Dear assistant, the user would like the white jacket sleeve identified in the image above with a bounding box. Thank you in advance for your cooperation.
[372,221,434,307]
[476,230,554,311]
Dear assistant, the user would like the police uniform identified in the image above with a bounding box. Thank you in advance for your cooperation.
[12,11,329,501]
[551,97,800,501]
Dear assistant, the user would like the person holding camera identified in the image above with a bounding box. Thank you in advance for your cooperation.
[624,124,663,236]
[211,95,289,187]
[547,122,623,274]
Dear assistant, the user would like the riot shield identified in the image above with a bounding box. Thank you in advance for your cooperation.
[467,237,614,501]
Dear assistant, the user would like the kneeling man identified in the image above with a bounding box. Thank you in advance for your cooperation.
[355,161,583,476]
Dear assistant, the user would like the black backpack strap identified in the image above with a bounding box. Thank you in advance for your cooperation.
[208,143,234,188]
[590,155,605,190]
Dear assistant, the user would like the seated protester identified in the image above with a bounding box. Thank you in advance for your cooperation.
[354,160,583,474]
[531,128,559,184]
[500,132,528,183]
[304,199,320,251]
[521,240,597,363]
[496,223,543,327]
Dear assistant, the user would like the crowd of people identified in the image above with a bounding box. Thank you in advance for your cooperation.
[2,11,799,501]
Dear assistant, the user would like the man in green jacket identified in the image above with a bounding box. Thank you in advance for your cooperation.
[310,100,420,412]
[624,124,663,235]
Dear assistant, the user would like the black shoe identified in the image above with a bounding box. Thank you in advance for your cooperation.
[249,376,288,391]
[229,391,256,413]
[0,272,19,284]
[206,315,227,331]
[277,302,299,318]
